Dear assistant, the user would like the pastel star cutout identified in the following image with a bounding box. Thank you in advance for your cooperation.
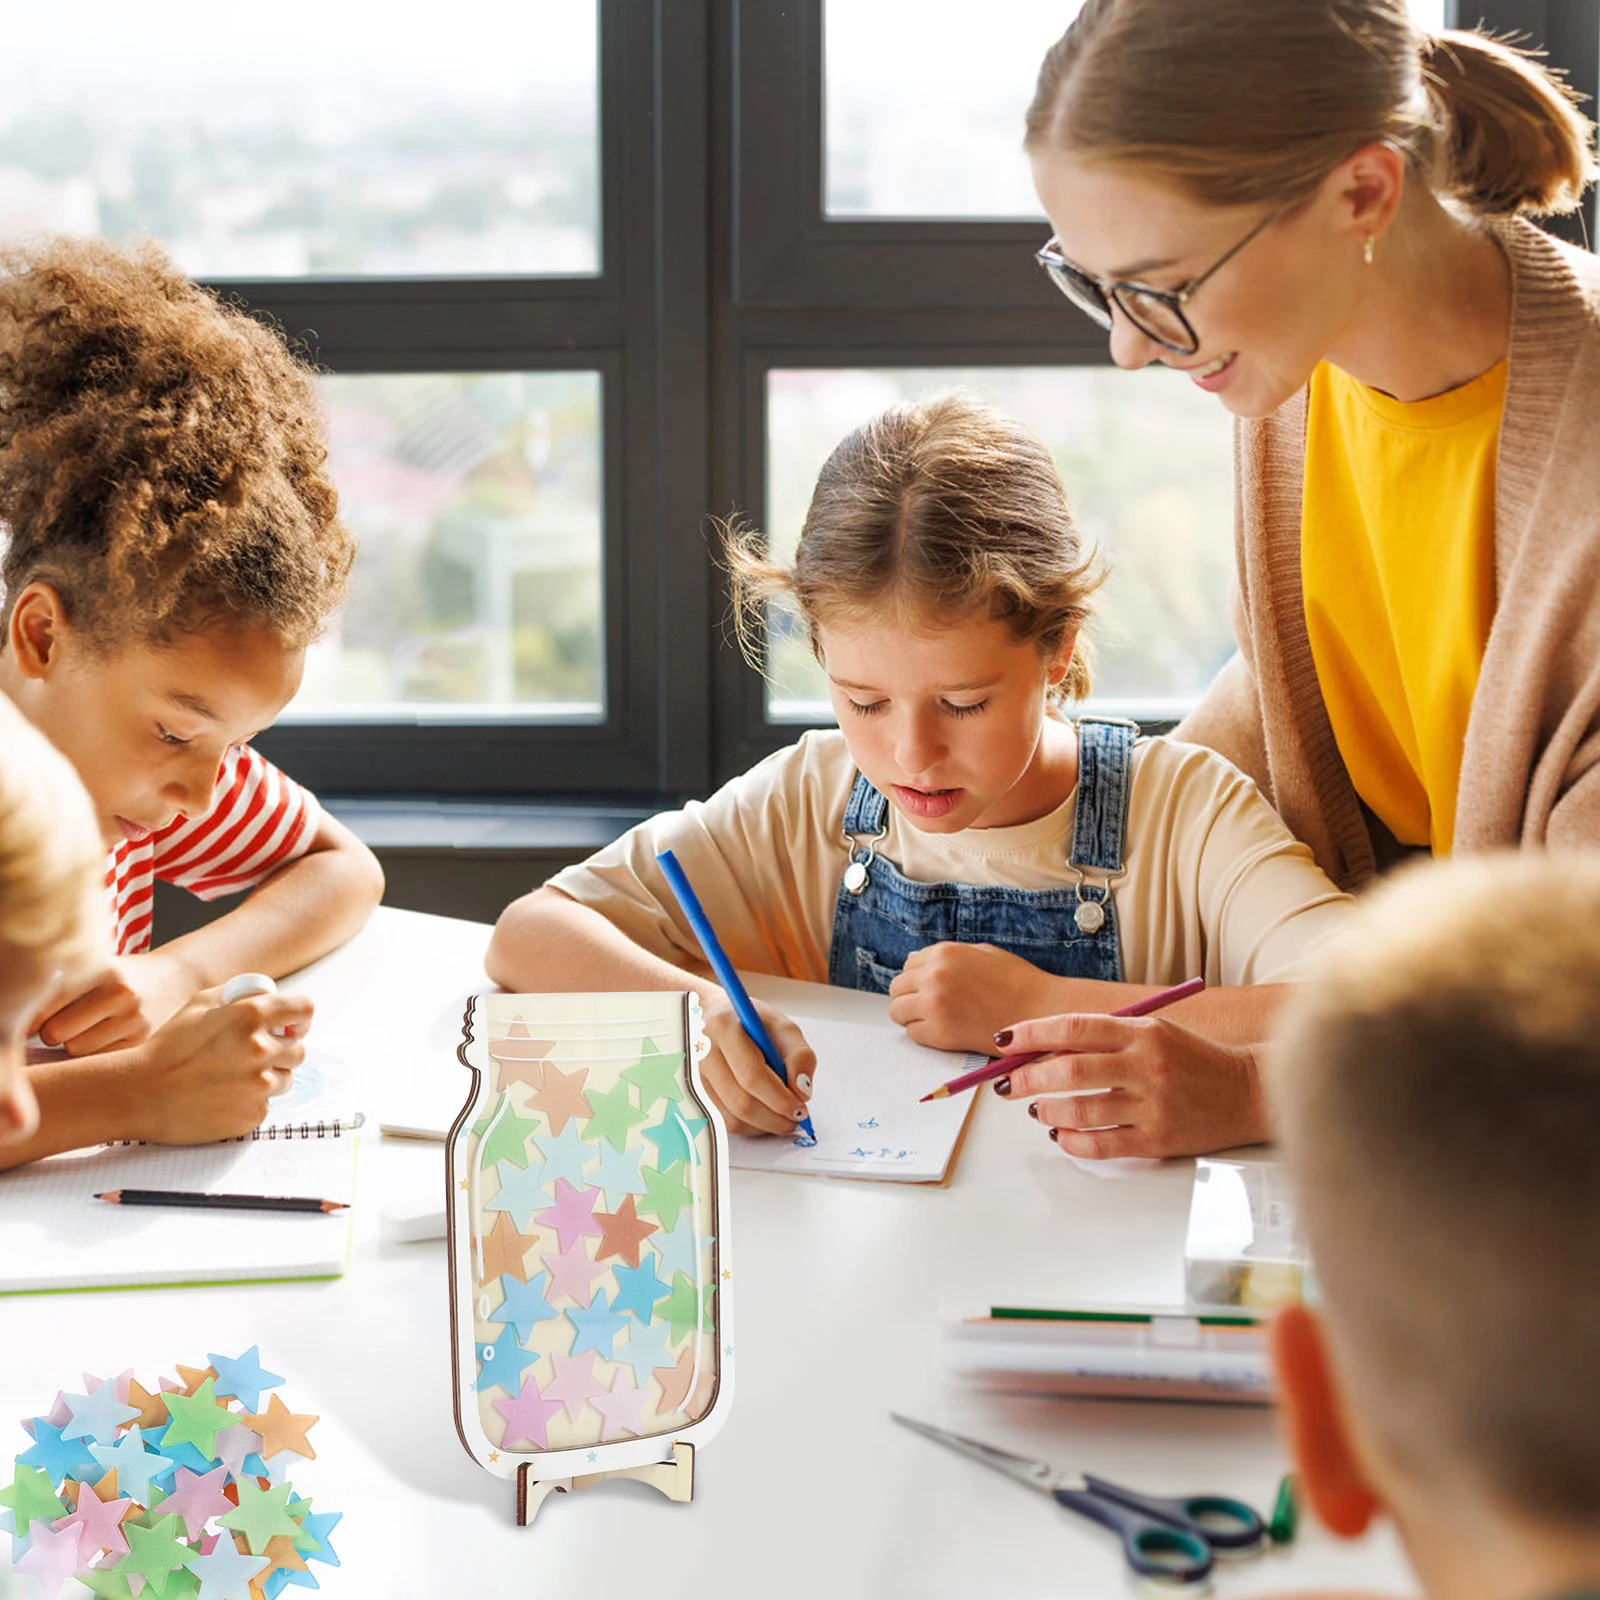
[488,1017,554,1092]
[148,1425,214,1478]
[587,1141,648,1209]
[483,1158,552,1232]
[491,1374,564,1450]
[88,1429,174,1505]
[651,1213,711,1280]
[611,1317,677,1386]
[527,1058,591,1134]
[472,1094,542,1170]
[565,1289,628,1360]
[535,1178,604,1254]
[283,1496,319,1554]
[641,1107,709,1170]
[291,1505,341,1567]
[622,1042,685,1112]
[477,1210,540,1285]
[18,1418,100,1484]
[590,1370,649,1442]
[238,1396,317,1462]
[611,1253,672,1322]
[216,1480,301,1557]
[61,1385,141,1445]
[212,1424,264,1482]
[490,1271,557,1342]
[529,1120,596,1191]
[124,1381,172,1433]
[652,1345,702,1416]
[475,1321,541,1395]
[160,1380,235,1458]
[541,1241,608,1307]
[242,1531,309,1585]
[114,1512,192,1596]
[543,1348,606,1423]
[661,1272,716,1345]
[637,1161,694,1233]
[206,1349,284,1414]
[174,1366,218,1398]
[581,1080,648,1152]
[55,1480,138,1560]
[13,1516,86,1599]
[593,1193,658,1269]
[182,1544,270,1600]
[155,1466,233,1540]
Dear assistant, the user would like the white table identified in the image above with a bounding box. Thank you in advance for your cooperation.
[0,908,1413,1599]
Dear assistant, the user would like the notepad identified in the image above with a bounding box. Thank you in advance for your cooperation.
[726,1013,980,1183]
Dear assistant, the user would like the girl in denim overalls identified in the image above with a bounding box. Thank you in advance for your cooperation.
[495,394,1350,1159]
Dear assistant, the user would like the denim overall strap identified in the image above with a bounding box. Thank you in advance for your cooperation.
[842,772,888,836]
[1066,717,1137,935]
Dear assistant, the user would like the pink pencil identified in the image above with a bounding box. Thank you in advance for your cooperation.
[919,975,1207,1102]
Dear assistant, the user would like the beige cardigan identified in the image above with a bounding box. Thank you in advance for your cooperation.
[1177,218,1600,890]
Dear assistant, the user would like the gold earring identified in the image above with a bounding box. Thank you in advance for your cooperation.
[1363,234,1375,266]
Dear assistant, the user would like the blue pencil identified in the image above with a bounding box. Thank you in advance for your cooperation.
[656,849,818,1144]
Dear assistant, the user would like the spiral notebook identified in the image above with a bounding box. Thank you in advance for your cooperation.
[0,1049,361,1293]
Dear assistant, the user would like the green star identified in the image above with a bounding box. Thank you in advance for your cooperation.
[81,1568,148,1600]
[113,1513,194,1597]
[641,1106,709,1168]
[621,1042,685,1112]
[661,1272,716,1345]
[160,1377,235,1457]
[286,1494,319,1553]
[218,1477,305,1556]
[472,1095,541,1170]
[638,1160,694,1233]
[581,1081,648,1153]
[0,1463,66,1538]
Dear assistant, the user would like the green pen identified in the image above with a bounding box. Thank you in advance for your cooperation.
[989,1305,1260,1327]
[1269,1473,1299,1544]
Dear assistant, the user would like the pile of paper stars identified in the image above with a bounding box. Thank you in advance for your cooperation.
[0,1348,339,1600]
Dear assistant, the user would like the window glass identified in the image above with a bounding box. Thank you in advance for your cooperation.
[290,371,604,721]
[764,367,1234,722]
[0,1,599,278]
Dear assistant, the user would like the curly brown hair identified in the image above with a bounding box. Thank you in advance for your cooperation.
[0,236,352,651]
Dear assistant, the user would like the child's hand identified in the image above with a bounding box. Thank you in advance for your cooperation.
[117,987,314,1145]
[991,1013,1271,1159]
[887,943,1058,1054]
[699,995,816,1137]
[31,951,199,1056]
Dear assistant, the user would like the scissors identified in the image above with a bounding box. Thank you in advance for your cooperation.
[891,1413,1266,1587]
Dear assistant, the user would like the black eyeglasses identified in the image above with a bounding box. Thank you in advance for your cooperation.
[1035,209,1280,356]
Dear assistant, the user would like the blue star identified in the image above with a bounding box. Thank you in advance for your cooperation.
[641,1107,709,1169]
[264,1569,295,1600]
[207,1346,285,1412]
[242,1451,273,1481]
[484,1158,552,1232]
[531,1120,597,1191]
[475,1321,540,1395]
[587,1451,599,1463]
[652,1213,710,1280]
[88,1426,173,1503]
[17,1418,98,1485]
[610,1316,677,1385]
[147,1422,212,1478]
[300,1508,342,1568]
[60,1383,138,1444]
[611,1253,672,1322]
[491,1271,557,1342]
[566,1289,628,1361]
[587,1142,648,1209]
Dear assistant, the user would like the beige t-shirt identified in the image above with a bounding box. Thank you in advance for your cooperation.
[547,729,1352,988]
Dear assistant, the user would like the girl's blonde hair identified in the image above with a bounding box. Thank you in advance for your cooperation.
[727,392,1103,702]
[0,697,106,979]
[1025,1,1597,218]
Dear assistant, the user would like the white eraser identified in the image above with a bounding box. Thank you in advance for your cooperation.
[224,973,278,1004]
[380,1197,448,1243]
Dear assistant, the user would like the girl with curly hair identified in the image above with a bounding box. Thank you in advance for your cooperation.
[0,236,381,1160]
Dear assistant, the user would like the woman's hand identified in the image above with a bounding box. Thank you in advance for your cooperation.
[118,987,314,1145]
[887,943,1060,1053]
[992,1012,1271,1160]
[697,995,815,1137]
[31,951,200,1056]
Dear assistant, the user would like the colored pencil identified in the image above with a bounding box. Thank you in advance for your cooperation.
[919,975,1207,1101]
[95,1189,347,1214]
[656,848,818,1143]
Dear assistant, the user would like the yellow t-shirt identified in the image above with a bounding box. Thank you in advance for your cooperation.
[1301,359,1503,855]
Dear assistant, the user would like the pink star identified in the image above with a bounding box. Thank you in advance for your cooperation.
[591,1370,648,1442]
[491,1373,564,1450]
[53,1488,137,1560]
[535,1179,604,1255]
[542,1241,608,1307]
[154,1463,233,1539]
[543,1348,605,1423]
[214,1421,264,1480]
[14,1519,89,1600]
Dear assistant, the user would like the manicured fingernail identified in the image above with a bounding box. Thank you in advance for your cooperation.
[795,1073,813,1098]
[993,1029,1013,1048]
[1048,1127,1061,1143]
[992,1076,1011,1097]
[792,1106,807,1120]
[1027,1102,1040,1120]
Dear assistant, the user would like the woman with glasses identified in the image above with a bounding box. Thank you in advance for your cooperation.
[982,0,1600,1158]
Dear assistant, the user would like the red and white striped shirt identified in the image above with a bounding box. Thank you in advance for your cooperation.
[106,745,322,956]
